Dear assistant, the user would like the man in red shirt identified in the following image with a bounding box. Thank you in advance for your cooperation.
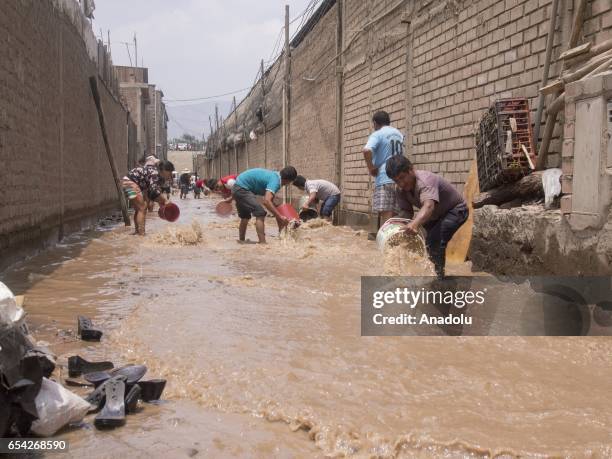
[207,175,237,200]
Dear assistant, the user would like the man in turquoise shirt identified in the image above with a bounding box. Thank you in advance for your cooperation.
[232,166,298,243]
[363,110,405,232]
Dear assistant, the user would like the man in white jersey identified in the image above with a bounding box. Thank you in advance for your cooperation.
[363,111,405,236]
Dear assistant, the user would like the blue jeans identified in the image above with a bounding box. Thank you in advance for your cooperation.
[423,203,469,278]
[320,194,341,217]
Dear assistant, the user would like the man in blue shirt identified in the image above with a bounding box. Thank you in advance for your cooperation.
[232,166,298,243]
[363,110,405,231]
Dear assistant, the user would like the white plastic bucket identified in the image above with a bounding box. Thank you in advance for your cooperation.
[376,218,426,255]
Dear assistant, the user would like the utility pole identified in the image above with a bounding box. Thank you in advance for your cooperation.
[282,4,291,203]
[215,104,221,176]
[260,59,267,168]
[335,0,344,223]
[245,130,250,169]
[134,33,138,68]
[209,115,215,177]
[233,96,238,174]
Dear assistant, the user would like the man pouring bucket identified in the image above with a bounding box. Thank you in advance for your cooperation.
[385,155,468,279]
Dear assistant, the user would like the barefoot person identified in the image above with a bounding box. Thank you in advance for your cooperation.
[232,167,297,243]
[179,170,191,199]
[122,160,175,235]
[385,155,468,279]
[292,176,341,221]
[363,110,404,235]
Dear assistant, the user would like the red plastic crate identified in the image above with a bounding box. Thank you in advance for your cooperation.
[476,98,537,191]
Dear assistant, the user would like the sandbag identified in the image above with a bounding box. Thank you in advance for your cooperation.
[30,378,90,437]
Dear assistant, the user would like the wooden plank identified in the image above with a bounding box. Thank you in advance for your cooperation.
[559,42,591,60]
[568,0,588,49]
[473,173,544,209]
[563,49,612,83]
[533,0,560,147]
[583,56,612,79]
[521,144,535,170]
[89,76,131,226]
[539,79,564,95]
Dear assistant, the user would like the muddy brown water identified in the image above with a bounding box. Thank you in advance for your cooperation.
[1,199,611,458]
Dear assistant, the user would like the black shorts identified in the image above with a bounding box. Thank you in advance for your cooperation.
[232,185,267,219]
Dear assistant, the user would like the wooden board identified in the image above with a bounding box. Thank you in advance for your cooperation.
[447,161,479,263]
[539,79,564,95]
[559,42,591,60]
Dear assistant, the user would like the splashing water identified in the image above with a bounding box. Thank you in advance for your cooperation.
[151,221,204,246]
[383,232,435,276]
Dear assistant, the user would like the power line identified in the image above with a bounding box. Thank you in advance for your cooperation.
[165,87,251,103]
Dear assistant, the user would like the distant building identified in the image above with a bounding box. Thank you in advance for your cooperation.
[115,66,168,162]
[116,66,151,159]
[147,87,168,160]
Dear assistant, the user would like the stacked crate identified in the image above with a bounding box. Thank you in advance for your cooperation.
[476,99,537,191]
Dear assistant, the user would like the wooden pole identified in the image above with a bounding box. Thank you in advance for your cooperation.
[533,0,559,147]
[233,95,238,174]
[89,76,131,226]
[537,0,587,170]
[208,116,215,177]
[215,104,221,176]
[260,59,267,169]
[568,0,588,49]
[283,4,291,203]
[537,93,565,170]
[245,130,250,169]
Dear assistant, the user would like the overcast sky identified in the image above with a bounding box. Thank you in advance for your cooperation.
[93,0,316,138]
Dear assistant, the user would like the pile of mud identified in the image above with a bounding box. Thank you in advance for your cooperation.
[151,221,204,246]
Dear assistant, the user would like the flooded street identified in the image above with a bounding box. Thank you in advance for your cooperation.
[2,198,611,458]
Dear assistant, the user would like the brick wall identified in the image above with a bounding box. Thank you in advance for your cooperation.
[205,0,612,225]
[289,4,338,184]
[0,0,129,268]
[342,0,409,217]
[409,0,563,192]
[206,4,339,201]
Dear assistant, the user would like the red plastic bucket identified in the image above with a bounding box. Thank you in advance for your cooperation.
[276,203,299,221]
[215,200,233,216]
[158,202,180,222]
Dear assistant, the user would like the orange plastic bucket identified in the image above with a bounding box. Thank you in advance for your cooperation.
[158,202,180,222]
[276,203,299,221]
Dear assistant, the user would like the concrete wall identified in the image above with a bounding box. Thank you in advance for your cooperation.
[168,150,196,174]
[0,0,130,269]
